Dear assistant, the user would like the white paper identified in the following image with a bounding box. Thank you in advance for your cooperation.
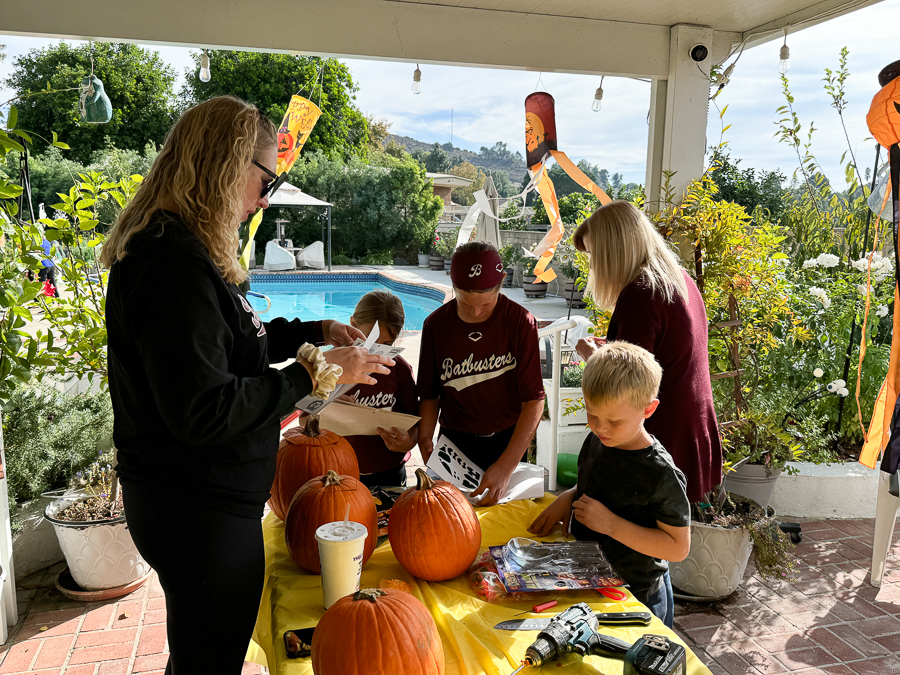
[296,323,382,414]
[425,435,544,504]
[318,400,420,437]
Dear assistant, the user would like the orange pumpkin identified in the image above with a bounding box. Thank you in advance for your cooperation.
[284,470,377,574]
[269,415,359,521]
[388,469,482,581]
[311,588,444,675]
[867,76,900,149]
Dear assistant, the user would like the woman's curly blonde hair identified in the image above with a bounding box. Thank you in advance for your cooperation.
[100,96,276,284]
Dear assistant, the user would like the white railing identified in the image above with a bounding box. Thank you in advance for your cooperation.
[537,319,577,492]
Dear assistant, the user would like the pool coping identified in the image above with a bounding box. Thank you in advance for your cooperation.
[248,268,453,304]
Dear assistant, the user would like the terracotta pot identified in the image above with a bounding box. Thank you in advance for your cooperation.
[523,275,547,298]
[429,255,444,271]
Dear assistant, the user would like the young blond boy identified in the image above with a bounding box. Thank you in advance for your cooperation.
[529,341,690,627]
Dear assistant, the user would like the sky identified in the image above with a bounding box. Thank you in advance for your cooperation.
[1,0,898,185]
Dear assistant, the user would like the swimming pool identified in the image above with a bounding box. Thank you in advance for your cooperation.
[248,274,446,330]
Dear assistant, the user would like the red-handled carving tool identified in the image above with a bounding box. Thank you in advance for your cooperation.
[513,600,558,617]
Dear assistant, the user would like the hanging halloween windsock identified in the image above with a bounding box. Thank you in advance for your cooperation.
[239,95,321,270]
[455,92,611,274]
[860,60,900,473]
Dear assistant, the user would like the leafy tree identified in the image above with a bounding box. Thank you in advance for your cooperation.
[180,52,368,161]
[484,168,516,197]
[449,162,485,205]
[277,151,442,259]
[413,143,452,174]
[366,116,392,156]
[6,42,176,164]
[546,160,603,198]
[709,148,787,224]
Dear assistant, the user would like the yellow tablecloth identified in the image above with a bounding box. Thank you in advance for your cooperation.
[252,495,712,675]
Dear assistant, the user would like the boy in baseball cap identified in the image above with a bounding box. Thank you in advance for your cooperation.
[417,241,545,505]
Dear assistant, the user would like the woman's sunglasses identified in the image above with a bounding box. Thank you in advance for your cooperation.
[252,160,285,199]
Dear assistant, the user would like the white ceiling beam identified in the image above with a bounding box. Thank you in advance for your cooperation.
[2,0,674,78]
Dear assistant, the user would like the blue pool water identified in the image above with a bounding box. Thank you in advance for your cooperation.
[248,276,444,330]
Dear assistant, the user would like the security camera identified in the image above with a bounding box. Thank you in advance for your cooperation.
[690,44,709,62]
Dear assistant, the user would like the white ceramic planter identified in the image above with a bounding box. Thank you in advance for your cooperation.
[543,380,588,426]
[417,253,430,268]
[45,498,150,591]
[670,520,753,600]
[724,463,781,511]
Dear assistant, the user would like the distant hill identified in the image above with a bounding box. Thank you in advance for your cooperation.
[384,134,527,178]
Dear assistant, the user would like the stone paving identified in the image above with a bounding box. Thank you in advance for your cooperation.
[0,517,898,673]
[673,518,900,674]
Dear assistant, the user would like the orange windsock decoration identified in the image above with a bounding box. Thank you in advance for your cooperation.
[523,92,611,284]
[860,60,900,473]
[276,95,322,176]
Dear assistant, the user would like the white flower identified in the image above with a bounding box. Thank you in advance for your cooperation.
[838,387,849,397]
[809,286,831,309]
[813,368,824,378]
[877,305,889,318]
[858,284,871,296]
[817,253,839,268]
[852,258,868,272]
[803,258,819,269]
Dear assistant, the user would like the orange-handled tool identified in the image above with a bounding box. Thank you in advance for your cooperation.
[513,600,558,616]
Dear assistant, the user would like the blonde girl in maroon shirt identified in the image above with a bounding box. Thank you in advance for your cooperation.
[417,241,545,506]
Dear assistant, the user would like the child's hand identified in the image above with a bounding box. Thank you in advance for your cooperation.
[528,492,574,537]
[378,426,412,453]
[572,495,617,535]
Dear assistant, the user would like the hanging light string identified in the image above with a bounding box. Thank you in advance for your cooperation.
[591,76,605,112]
[412,64,422,94]
[199,50,211,82]
[778,27,791,74]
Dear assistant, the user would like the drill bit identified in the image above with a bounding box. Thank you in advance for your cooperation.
[509,663,528,675]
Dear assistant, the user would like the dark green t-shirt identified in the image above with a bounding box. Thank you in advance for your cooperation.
[571,433,690,603]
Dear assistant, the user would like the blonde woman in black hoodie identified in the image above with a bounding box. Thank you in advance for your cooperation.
[101,96,393,674]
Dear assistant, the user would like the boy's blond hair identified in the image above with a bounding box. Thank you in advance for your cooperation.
[582,341,662,410]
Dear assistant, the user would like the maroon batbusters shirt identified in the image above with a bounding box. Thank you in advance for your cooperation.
[342,355,417,475]
[606,270,723,503]
[417,294,545,435]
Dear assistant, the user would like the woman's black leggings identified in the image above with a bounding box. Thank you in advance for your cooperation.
[122,480,265,675]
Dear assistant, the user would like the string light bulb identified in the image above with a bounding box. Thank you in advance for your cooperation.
[778,29,791,74]
[591,77,605,113]
[199,50,212,83]
[412,64,422,95]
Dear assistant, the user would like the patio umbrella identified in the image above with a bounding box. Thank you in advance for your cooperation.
[475,175,501,249]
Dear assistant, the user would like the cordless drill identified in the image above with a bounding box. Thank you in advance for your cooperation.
[509,603,686,675]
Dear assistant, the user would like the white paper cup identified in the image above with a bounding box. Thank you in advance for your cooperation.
[315,521,368,609]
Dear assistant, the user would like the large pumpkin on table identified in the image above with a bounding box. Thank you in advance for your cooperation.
[269,415,360,521]
[311,588,444,675]
[388,469,482,581]
[284,470,377,574]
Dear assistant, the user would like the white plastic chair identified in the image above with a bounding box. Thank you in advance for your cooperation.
[871,470,900,587]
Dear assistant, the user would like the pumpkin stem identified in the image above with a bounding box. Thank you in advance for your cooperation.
[353,588,386,603]
[323,470,342,486]
[414,468,435,491]
[304,414,321,438]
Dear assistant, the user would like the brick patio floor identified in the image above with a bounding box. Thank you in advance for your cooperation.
[673,518,900,674]
[1,518,899,674]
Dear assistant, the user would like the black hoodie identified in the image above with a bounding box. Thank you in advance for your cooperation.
[107,211,319,516]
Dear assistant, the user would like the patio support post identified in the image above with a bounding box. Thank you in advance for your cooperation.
[326,206,332,272]
[0,424,17,639]
[645,24,713,211]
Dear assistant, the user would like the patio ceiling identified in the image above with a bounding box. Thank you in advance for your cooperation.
[0,0,886,79]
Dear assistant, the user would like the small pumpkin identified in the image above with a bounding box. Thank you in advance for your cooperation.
[284,470,377,574]
[388,468,482,581]
[311,588,444,675]
[269,415,360,521]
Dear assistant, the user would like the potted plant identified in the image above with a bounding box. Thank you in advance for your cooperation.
[522,243,547,298]
[428,233,444,271]
[670,490,797,600]
[558,237,586,308]
[44,459,151,595]
[498,244,520,288]
[543,362,588,426]
[416,227,436,268]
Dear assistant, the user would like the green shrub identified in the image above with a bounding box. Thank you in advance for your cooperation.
[561,363,585,388]
[361,249,394,265]
[332,252,352,266]
[2,381,115,520]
